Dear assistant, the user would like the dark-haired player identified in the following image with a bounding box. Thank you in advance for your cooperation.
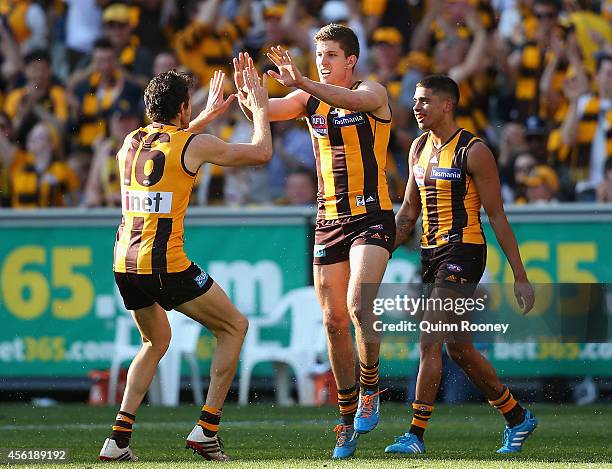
[99,68,271,461]
[385,75,537,455]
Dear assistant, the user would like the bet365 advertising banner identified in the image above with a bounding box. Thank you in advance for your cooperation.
[1,206,611,379]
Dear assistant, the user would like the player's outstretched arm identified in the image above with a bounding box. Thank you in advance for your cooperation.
[468,142,535,314]
[186,66,272,168]
[266,45,388,114]
[233,51,307,122]
[394,139,423,250]
[187,70,236,134]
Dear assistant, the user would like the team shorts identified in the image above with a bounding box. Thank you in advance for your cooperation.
[114,262,214,311]
[313,211,396,265]
[421,242,487,297]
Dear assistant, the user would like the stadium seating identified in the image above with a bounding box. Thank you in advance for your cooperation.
[238,286,325,406]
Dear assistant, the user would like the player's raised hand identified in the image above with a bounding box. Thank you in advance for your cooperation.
[233,52,255,99]
[266,45,304,88]
[514,279,535,315]
[204,70,236,120]
[241,66,269,114]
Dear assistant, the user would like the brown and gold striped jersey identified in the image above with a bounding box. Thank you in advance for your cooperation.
[305,82,393,220]
[412,128,485,247]
[113,123,196,274]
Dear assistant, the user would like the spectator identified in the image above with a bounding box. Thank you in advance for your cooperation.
[62,0,103,72]
[4,49,68,142]
[0,0,47,53]
[596,157,612,202]
[524,115,551,165]
[559,53,612,201]
[521,164,560,204]
[0,121,80,208]
[152,49,179,77]
[506,0,567,122]
[507,151,537,204]
[98,3,154,83]
[276,167,317,206]
[69,38,142,150]
[83,99,142,207]
[174,0,251,93]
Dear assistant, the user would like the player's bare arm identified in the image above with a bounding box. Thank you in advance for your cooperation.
[186,67,272,169]
[468,141,535,314]
[187,70,237,134]
[394,139,423,250]
[233,51,308,122]
[266,45,389,118]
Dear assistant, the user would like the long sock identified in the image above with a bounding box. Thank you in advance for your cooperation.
[409,401,434,442]
[198,405,222,437]
[359,361,379,392]
[337,384,358,425]
[488,386,525,427]
[110,411,135,449]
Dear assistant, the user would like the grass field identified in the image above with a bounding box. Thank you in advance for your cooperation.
[0,403,611,468]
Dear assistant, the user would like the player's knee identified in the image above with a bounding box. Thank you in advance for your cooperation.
[235,315,249,338]
[348,303,366,326]
[446,343,471,363]
[323,312,350,336]
[419,341,441,358]
[144,331,171,357]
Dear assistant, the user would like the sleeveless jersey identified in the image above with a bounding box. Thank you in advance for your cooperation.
[305,82,393,220]
[413,128,485,247]
[113,123,196,274]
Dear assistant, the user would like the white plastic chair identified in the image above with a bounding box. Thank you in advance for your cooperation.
[108,288,203,406]
[238,286,324,406]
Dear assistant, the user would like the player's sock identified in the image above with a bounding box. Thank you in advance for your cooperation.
[359,361,379,392]
[337,384,358,425]
[110,410,135,448]
[197,405,222,437]
[488,386,525,427]
[408,401,434,442]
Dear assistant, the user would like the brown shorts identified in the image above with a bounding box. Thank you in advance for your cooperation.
[313,211,396,265]
[421,242,487,297]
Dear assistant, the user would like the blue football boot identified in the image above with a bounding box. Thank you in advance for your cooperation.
[332,423,359,459]
[497,409,538,453]
[354,389,384,434]
[384,432,426,454]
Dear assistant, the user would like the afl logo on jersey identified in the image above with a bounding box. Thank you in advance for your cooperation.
[310,114,328,138]
[414,165,425,187]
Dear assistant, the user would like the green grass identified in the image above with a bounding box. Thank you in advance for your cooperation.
[0,403,610,468]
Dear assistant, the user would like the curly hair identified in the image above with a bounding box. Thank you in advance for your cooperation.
[144,70,192,123]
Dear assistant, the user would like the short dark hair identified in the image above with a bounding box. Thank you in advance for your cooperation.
[314,23,359,61]
[93,38,114,51]
[24,49,51,65]
[534,0,560,11]
[144,70,192,123]
[416,74,460,110]
[596,53,612,73]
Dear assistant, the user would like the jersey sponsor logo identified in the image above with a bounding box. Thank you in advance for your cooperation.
[370,232,382,239]
[331,112,365,127]
[430,167,462,181]
[370,224,383,230]
[310,114,328,138]
[430,154,438,164]
[194,271,209,288]
[122,189,172,213]
[446,263,463,273]
[356,195,365,206]
[414,165,425,187]
[442,233,461,242]
[365,194,377,204]
[314,244,326,257]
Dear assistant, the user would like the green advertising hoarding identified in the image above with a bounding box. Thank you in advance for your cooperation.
[1,205,611,380]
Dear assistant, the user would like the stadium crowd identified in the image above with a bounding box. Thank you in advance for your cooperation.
[0,0,610,209]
